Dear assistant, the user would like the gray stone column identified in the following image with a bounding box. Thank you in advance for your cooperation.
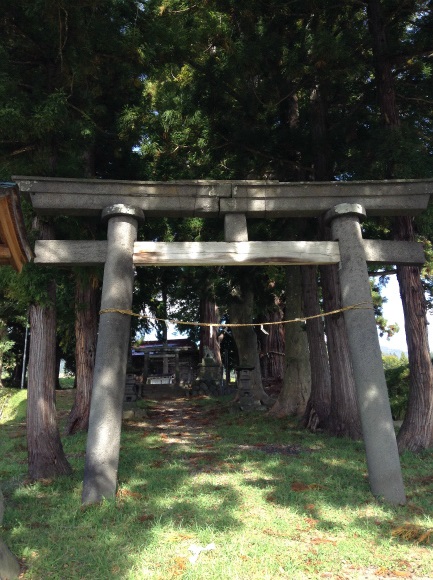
[175,350,180,387]
[82,204,144,505]
[0,487,20,579]
[325,203,405,505]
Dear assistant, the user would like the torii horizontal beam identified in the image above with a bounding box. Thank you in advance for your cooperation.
[14,176,433,217]
[34,239,425,267]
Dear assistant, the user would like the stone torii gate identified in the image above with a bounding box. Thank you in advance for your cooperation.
[15,176,433,507]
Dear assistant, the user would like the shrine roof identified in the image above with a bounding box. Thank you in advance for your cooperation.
[0,183,33,272]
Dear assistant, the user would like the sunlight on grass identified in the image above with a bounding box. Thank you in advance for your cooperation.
[1,390,432,579]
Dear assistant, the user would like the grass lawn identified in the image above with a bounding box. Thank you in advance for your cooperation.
[0,387,432,579]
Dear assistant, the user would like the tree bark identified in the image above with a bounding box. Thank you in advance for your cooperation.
[395,217,433,451]
[320,262,362,439]
[27,280,72,479]
[65,275,99,435]
[367,0,400,133]
[269,267,311,418]
[258,295,285,383]
[367,0,433,451]
[301,265,331,431]
[199,295,222,365]
[228,286,274,407]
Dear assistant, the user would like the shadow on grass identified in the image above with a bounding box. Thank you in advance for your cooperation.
[2,398,243,578]
[2,394,430,579]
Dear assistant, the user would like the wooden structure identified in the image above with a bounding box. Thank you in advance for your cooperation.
[132,338,199,391]
[14,175,433,507]
[0,184,31,580]
[0,183,33,271]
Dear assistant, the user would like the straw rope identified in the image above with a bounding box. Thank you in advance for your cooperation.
[99,301,373,328]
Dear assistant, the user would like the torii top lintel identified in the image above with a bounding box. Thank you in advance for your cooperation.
[14,176,433,218]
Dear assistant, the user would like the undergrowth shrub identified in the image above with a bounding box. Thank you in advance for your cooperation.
[383,354,410,420]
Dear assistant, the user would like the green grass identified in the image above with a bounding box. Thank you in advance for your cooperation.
[58,376,75,390]
[1,389,432,579]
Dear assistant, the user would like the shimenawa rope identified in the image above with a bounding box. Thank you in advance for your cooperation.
[99,301,373,329]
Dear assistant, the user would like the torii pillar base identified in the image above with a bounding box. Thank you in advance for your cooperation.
[82,205,144,505]
[325,204,406,505]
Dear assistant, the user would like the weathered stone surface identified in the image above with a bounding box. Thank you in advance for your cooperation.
[327,204,406,505]
[82,209,139,505]
[0,540,20,580]
[0,488,20,580]
[15,176,432,217]
[224,214,248,242]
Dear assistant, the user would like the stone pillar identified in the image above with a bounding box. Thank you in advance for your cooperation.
[224,213,248,242]
[0,488,20,579]
[162,349,169,375]
[325,203,406,505]
[142,352,149,397]
[175,350,180,386]
[82,204,144,505]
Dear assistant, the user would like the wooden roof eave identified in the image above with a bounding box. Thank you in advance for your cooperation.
[0,183,33,272]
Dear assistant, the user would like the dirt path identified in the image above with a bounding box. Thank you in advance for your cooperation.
[143,397,222,447]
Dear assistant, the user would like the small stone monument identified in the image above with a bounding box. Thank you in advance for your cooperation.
[192,354,223,396]
[236,365,257,411]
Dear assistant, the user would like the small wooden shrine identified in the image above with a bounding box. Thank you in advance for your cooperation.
[132,338,199,391]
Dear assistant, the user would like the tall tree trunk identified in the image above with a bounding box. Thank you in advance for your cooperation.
[395,218,433,451]
[309,84,357,435]
[301,265,331,431]
[199,295,222,365]
[228,286,274,407]
[269,267,311,418]
[320,262,362,439]
[27,280,72,479]
[258,295,285,383]
[367,0,433,451]
[65,275,99,435]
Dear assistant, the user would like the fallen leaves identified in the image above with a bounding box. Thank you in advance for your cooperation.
[167,557,188,577]
[291,481,324,492]
[116,488,143,500]
[263,528,291,538]
[391,523,433,545]
[150,459,165,468]
[310,537,336,546]
[137,513,155,523]
[166,532,195,542]
[303,517,319,529]
[374,567,411,577]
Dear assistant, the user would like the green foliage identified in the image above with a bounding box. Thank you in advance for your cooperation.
[383,354,410,420]
[0,0,146,180]
[0,388,27,424]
